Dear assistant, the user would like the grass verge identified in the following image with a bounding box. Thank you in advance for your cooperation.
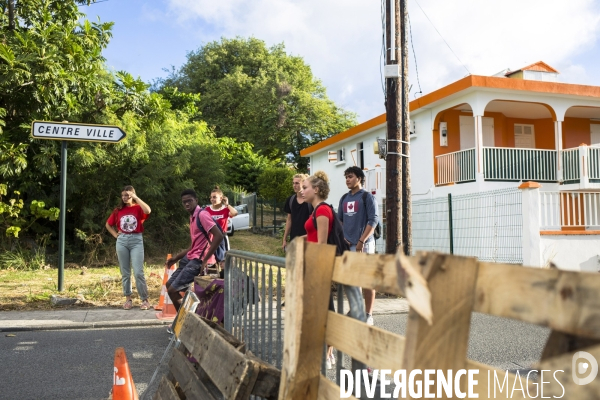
[0,231,283,311]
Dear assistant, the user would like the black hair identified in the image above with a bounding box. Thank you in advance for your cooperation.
[344,166,366,185]
[180,189,198,199]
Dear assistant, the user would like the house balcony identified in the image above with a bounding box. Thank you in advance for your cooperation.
[435,145,600,188]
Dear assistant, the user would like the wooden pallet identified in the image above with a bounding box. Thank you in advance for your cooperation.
[278,239,600,400]
[152,302,280,400]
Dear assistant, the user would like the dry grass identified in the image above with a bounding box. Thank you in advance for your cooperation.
[0,231,283,311]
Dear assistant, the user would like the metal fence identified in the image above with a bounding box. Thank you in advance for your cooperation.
[224,250,286,369]
[483,147,557,182]
[436,148,476,185]
[412,188,523,264]
[540,191,600,230]
[240,193,288,233]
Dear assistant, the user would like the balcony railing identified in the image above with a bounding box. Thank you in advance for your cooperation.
[588,147,600,180]
[483,147,557,182]
[540,191,600,230]
[562,148,580,182]
[436,148,476,185]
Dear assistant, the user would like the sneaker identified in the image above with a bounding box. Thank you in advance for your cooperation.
[366,313,374,326]
[140,300,151,310]
[329,353,336,366]
[123,299,133,310]
[326,355,334,370]
[166,326,174,335]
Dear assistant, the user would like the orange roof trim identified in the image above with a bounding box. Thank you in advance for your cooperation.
[301,73,600,157]
[506,61,559,76]
[300,113,386,156]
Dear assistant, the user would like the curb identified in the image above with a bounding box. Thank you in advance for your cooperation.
[0,319,173,333]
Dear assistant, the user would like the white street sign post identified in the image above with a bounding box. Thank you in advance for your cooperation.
[30,121,127,291]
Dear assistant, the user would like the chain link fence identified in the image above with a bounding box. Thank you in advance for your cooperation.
[412,188,523,264]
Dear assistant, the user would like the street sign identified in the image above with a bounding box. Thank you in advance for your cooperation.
[31,121,126,143]
[30,120,127,292]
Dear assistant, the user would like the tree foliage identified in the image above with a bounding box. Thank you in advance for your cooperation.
[257,167,295,204]
[159,37,357,171]
[0,0,225,257]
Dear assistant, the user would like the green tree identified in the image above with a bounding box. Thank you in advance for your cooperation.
[160,37,357,171]
[257,167,295,204]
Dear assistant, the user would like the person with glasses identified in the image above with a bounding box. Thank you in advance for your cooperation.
[105,185,152,310]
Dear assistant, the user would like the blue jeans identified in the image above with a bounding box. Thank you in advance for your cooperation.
[116,233,148,300]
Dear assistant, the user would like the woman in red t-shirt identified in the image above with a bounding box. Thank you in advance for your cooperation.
[300,171,336,369]
[204,186,238,272]
[105,185,152,310]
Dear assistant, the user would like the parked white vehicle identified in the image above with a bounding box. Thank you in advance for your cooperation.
[227,204,250,236]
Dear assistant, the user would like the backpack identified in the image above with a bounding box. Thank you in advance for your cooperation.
[196,208,228,263]
[340,191,382,240]
[289,194,314,214]
[312,203,350,256]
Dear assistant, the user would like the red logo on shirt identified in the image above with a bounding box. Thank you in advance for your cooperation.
[344,201,358,216]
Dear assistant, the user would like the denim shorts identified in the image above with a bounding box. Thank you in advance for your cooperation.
[167,256,202,292]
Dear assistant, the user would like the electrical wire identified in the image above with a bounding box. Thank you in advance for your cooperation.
[411,0,471,75]
[407,13,423,98]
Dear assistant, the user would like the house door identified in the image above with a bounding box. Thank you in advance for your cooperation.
[459,116,475,150]
[514,124,535,148]
[591,124,600,145]
[482,117,494,147]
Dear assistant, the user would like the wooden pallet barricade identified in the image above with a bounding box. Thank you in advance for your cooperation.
[152,295,280,400]
[278,238,600,400]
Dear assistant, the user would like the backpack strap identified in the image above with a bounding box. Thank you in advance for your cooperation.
[288,194,296,213]
[311,202,328,230]
[196,208,218,260]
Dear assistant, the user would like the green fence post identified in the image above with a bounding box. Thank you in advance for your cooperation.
[273,198,277,235]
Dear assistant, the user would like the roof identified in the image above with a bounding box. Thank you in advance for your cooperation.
[505,61,559,76]
[300,74,600,157]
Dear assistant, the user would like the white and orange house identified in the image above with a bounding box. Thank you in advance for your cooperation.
[301,62,600,271]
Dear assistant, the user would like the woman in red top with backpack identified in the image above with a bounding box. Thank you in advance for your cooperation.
[204,186,238,272]
[105,185,152,310]
[300,170,337,369]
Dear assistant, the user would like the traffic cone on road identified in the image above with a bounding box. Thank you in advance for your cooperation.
[154,254,174,312]
[112,347,138,400]
[155,254,177,320]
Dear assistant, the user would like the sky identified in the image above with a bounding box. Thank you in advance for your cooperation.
[81,0,600,123]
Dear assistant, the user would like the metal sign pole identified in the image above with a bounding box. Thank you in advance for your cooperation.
[58,140,67,292]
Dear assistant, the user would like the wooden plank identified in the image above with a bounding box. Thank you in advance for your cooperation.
[474,262,600,339]
[278,238,337,400]
[537,343,600,399]
[246,352,281,399]
[168,346,219,400]
[402,253,479,398]
[179,312,259,400]
[202,317,246,351]
[317,375,358,400]
[154,375,180,400]
[332,252,402,296]
[541,330,600,360]
[324,311,405,370]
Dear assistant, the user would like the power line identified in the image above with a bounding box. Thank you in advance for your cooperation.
[411,0,470,75]
[407,13,422,98]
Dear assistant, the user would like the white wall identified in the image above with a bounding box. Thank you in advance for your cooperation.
[541,235,600,272]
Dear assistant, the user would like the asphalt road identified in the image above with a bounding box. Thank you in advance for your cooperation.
[0,312,550,400]
[0,326,171,400]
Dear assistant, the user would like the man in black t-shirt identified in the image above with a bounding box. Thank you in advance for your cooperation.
[282,173,312,251]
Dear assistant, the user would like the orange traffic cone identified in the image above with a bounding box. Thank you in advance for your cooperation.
[112,347,138,400]
[153,254,173,311]
[155,256,178,320]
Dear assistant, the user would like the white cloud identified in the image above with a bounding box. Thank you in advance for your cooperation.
[167,0,600,121]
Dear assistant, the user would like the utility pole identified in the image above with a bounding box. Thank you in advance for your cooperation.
[400,0,412,255]
[384,0,411,255]
[385,0,401,255]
